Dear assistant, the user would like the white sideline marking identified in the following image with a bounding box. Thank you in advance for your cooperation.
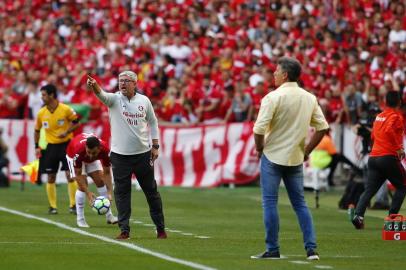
[0,206,217,270]
[289,260,310,264]
[133,220,211,239]
[287,254,361,258]
[289,260,334,269]
[0,241,109,245]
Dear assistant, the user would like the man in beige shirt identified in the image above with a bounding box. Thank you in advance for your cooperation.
[251,57,329,260]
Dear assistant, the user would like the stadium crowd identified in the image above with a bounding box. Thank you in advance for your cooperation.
[0,0,405,126]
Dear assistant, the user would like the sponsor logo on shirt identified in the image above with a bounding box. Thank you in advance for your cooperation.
[122,111,145,118]
[376,116,386,122]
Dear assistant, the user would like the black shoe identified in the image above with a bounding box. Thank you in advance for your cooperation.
[306,249,320,260]
[69,205,77,215]
[48,207,58,215]
[352,215,364,229]
[251,250,280,259]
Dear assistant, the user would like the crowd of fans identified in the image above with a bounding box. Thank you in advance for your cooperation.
[0,0,405,126]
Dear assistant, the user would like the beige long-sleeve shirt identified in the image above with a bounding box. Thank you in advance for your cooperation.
[253,82,329,166]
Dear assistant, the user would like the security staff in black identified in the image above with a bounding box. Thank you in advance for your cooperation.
[352,91,406,229]
[87,71,166,240]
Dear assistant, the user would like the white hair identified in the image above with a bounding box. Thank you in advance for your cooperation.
[119,71,138,82]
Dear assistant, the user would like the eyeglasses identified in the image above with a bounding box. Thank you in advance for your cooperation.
[119,79,135,84]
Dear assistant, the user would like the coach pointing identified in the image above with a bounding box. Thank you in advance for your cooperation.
[87,71,166,240]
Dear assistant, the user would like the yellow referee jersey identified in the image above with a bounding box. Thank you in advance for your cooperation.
[35,103,78,144]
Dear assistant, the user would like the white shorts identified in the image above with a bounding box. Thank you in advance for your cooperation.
[66,155,103,178]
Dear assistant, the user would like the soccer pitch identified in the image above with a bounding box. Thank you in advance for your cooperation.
[1,183,405,270]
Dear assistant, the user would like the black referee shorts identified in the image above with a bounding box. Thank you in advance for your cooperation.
[41,141,70,174]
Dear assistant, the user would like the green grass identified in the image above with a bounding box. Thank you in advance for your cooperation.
[0,182,405,270]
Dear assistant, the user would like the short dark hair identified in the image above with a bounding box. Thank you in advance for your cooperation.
[385,91,401,108]
[86,136,100,149]
[40,84,58,99]
[277,57,302,82]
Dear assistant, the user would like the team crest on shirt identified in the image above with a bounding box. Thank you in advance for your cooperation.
[138,105,144,111]
[57,119,65,126]
[42,121,49,128]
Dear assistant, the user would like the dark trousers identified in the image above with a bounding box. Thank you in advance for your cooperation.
[327,153,362,186]
[110,151,165,234]
[355,155,406,217]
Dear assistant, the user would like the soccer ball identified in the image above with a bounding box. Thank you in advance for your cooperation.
[92,196,110,215]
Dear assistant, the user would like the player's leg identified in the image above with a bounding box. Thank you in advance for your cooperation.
[67,156,89,227]
[134,151,166,238]
[75,174,89,228]
[87,161,117,224]
[59,142,76,212]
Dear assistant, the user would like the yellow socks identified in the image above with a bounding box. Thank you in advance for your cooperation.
[46,181,78,209]
[46,183,57,209]
[68,181,77,207]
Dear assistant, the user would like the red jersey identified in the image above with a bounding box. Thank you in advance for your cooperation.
[67,133,111,168]
[370,108,404,157]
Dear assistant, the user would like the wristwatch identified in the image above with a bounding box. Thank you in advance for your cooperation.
[152,144,160,149]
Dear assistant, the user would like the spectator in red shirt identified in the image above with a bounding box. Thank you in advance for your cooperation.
[0,87,19,119]
[195,77,224,123]
[353,91,406,229]
[66,133,118,228]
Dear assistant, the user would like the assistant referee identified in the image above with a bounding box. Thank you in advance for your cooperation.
[34,84,80,214]
[87,71,166,240]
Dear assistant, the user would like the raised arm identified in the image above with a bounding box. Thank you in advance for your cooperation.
[87,74,102,95]
[87,74,115,107]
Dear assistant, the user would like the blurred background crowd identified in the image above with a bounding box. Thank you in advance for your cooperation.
[0,0,405,126]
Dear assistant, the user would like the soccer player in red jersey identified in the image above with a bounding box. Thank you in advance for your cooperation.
[66,133,117,228]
